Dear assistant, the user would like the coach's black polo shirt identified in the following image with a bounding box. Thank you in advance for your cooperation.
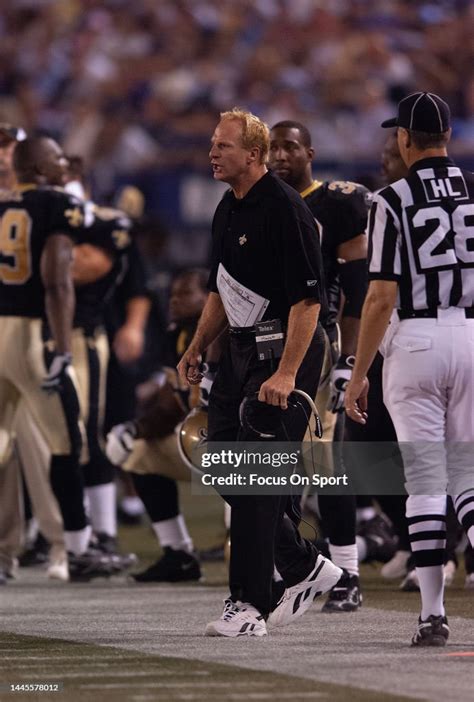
[208,171,325,324]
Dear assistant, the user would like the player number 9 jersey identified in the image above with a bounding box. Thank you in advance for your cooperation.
[0,185,84,318]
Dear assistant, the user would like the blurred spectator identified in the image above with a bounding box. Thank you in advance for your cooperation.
[0,0,471,201]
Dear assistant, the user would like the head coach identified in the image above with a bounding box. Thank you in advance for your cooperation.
[177,108,342,637]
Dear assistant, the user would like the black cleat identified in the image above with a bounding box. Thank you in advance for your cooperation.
[0,566,14,585]
[322,571,362,612]
[117,505,144,526]
[132,548,201,583]
[68,549,118,582]
[198,544,225,562]
[92,533,137,571]
[357,514,397,564]
[18,533,50,567]
[411,614,449,647]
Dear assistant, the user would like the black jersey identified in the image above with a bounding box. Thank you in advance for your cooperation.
[303,180,370,331]
[208,172,324,325]
[0,185,84,318]
[74,204,132,330]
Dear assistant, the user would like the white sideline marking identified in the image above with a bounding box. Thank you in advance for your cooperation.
[79,681,273,689]
[129,695,325,701]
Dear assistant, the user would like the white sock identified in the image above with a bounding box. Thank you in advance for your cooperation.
[152,515,193,553]
[417,565,445,619]
[356,535,368,562]
[329,543,358,576]
[357,507,376,523]
[121,496,145,516]
[85,483,117,536]
[26,518,39,544]
[64,525,92,555]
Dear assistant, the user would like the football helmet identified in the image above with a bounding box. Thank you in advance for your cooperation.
[177,406,208,476]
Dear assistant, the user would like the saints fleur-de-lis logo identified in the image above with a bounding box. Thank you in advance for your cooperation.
[239,234,247,246]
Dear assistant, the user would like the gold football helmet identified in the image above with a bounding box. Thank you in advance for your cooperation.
[177,407,208,476]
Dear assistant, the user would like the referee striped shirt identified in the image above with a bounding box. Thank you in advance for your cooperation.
[368,156,474,311]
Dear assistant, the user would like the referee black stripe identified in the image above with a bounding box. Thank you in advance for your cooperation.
[449,267,463,306]
[454,495,474,514]
[381,209,399,274]
[413,549,445,568]
[425,270,440,309]
[380,186,403,222]
[398,229,413,310]
[409,172,429,203]
[367,200,377,267]
[407,514,446,525]
[409,530,446,543]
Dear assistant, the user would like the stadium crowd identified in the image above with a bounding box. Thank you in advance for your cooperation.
[0,0,473,200]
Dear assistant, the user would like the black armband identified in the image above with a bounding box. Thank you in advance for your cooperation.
[338,258,368,319]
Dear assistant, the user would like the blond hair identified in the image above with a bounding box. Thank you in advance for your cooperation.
[219,108,270,164]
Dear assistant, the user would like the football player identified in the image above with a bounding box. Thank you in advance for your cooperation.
[269,121,369,611]
[0,136,116,580]
[106,269,220,582]
[12,165,140,577]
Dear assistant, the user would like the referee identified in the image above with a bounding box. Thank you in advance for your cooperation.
[345,92,474,647]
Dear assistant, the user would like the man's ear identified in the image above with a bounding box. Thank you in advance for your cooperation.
[247,147,260,164]
[397,127,409,149]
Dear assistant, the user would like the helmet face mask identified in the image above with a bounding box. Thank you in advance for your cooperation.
[177,407,208,476]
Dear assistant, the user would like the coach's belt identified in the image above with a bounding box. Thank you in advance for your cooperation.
[398,307,474,320]
[228,325,256,336]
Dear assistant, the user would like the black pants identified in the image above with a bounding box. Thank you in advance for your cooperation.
[208,324,325,615]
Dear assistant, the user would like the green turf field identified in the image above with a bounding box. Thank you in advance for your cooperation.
[0,632,421,702]
[1,482,473,702]
[120,481,474,619]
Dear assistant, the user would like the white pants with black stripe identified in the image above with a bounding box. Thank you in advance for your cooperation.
[382,307,474,564]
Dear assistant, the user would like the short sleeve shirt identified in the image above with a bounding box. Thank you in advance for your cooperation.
[208,171,325,324]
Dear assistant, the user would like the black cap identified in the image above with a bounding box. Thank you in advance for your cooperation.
[0,123,27,143]
[381,92,450,133]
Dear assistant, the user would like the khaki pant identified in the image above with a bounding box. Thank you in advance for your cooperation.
[303,329,338,477]
[122,431,191,482]
[0,447,23,570]
[71,326,109,435]
[16,402,65,557]
[0,317,85,463]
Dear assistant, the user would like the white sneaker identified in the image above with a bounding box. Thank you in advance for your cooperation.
[464,573,474,590]
[267,555,342,628]
[443,560,457,587]
[205,599,267,637]
[381,550,411,579]
[47,557,69,582]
